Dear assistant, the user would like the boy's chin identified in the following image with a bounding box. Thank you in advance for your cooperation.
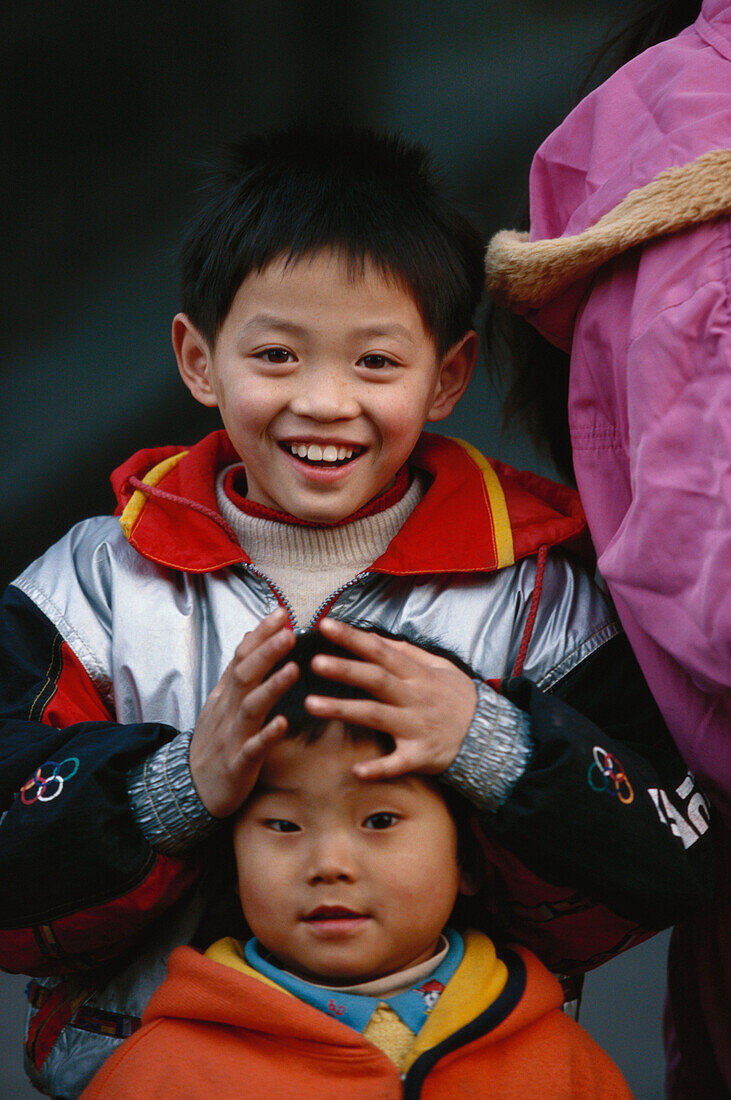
[288,476,402,526]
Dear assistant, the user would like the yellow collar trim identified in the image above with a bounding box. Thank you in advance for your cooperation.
[402,929,508,1071]
[205,937,296,998]
[118,451,189,539]
[451,437,515,568]
[206,930,507,1057]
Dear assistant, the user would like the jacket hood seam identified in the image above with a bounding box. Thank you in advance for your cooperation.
[402,948,528,1097]
[485,148,731,311]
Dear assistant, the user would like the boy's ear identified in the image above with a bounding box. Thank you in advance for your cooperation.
[426,331,478,423]
[172,313,219,409]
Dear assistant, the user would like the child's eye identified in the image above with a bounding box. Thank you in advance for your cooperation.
[359,354,395,370]
[363,812,399,830]
[257,347,294,364]
[265,819,300,832]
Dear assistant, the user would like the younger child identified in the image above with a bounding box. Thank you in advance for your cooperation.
[82,635,633,1099]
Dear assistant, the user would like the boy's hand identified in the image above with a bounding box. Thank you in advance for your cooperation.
[189,608,298,818]
[306,618,477,780]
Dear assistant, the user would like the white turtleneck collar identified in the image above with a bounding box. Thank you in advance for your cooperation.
[215,466,428,628]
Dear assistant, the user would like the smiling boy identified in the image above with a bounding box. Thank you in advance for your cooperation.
[0,127,713,1096]
[81,640,633,1098]
[174,248,472,527]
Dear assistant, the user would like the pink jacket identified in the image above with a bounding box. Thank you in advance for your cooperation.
[486,2,730,1093]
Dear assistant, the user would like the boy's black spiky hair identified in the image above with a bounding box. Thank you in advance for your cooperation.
[179,125,485,355]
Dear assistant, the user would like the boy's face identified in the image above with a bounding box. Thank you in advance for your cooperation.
[174,250,475,523]
[233,721,469,984]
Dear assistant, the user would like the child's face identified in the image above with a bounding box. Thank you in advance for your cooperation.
[175,249,475,523]
[233,721,469,984]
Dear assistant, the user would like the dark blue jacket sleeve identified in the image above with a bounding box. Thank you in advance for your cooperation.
[0,585,198,974]
[483,634,715,930]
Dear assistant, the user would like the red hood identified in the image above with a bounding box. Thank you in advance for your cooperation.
[111,429,588,575]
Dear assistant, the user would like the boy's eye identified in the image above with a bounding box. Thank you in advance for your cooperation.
[359,354,395,370]
[265,819,300,832]
[257,347,294,364]
[363,812,399,830]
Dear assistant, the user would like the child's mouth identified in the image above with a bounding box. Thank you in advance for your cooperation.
[282,443,363,467]
[302,906,367,923]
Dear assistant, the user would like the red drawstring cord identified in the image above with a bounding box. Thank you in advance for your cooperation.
[511,544,548,679]
[126,475,239,544]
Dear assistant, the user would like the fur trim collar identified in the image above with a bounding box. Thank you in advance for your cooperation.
[485,148,731,311]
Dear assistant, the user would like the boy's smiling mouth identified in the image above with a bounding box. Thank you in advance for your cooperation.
[281,442,364,467]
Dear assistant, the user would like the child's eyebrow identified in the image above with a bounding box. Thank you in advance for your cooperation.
[239,314,307,337]
[250,775,422,799]
[365,775,424,792]
[349,323,416,346]
[239,314,416,347]
[249,783,297,797]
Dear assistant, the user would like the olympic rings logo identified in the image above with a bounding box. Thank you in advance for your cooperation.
[587,746,634,805]
[18,758,80,805]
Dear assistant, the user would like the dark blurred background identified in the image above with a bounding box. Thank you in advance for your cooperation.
[3,2,671,1097]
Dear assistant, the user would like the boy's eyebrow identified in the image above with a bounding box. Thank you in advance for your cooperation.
[239,314,416,346]
[239,314,308,337]
[349,323,416,346]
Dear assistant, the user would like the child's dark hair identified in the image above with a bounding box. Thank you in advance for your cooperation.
[263,626,391,750]
[179,126,485,356]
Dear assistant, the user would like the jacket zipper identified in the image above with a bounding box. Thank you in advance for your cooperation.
[240,566,373,631]
[308,571,372,628]
[240,565,299,628]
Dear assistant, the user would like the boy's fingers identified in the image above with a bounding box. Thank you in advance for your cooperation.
[304,694,395,731]
[233,608,290,662]
[352,749,423,781]
[239,715,288,761]
[320,618,456,676]
[238,661,299,722]
[310,654,396,698]
[317,618,410,670]
[241,607,289,646]
[230,623,296,691]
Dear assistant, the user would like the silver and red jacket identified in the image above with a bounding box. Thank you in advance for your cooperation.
[0,431,714,1096]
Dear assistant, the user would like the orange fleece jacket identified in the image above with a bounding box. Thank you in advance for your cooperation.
[82,934,632,1099]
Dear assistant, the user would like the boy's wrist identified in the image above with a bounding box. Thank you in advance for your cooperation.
[127,730,219,855]
[442,681,532,811]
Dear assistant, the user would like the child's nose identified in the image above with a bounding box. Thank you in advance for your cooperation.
[307,833,358,885]
[289,364,360,422]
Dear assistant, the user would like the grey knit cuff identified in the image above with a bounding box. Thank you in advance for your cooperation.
[127,731,219,855]
[442,680,532,812]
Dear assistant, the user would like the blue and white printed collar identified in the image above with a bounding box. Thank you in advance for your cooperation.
[244,929,464,1035]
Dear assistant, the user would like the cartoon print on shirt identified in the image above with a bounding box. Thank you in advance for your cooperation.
[415,978,445,1012]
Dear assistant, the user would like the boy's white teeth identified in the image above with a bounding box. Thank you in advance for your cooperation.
[290,443,355,462]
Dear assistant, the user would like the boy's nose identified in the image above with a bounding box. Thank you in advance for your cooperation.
[289,366,360,422]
